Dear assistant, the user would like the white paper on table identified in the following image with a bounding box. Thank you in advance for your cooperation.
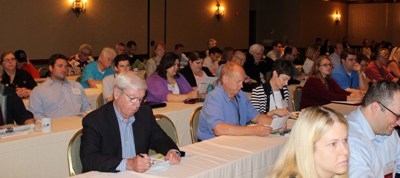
[197,77,218,94]
[270,115,289,130]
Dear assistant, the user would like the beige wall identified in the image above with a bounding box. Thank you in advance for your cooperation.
[349,3,400,46]
[0,0,249,59]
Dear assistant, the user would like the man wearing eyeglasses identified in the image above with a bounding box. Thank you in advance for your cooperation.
[68,43,95,75]
[364,48,399,83]
[347,81,400,177]
[81,71,180,173]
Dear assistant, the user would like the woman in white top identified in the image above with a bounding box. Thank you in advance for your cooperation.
[303,45,320,74]
[145,41,165,78]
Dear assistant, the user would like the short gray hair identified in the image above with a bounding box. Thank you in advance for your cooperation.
[99,47,117,61]
[249,43,264,55]
[114,71,147,92]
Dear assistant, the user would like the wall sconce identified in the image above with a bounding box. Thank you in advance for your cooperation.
[215,1,224,20]
[333,10,341,24]
[71,0,87,17]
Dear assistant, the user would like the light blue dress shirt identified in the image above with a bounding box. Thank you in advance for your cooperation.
[113,103,137,171]
[348,107,400,177]
[197,83,259,140]
[28,78,91,120]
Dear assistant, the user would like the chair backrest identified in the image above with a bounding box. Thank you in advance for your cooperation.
[154,114,179,146]
[190,106,202,143]
[38,67,49,78]
[67,129,83,176]
[75,76,81,83]
[292,86,303,111]
[96,92,104,109]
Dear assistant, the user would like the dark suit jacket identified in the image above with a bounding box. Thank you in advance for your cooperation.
[0,85,33,125]
[179,66,214,87]
[80,102,179,172]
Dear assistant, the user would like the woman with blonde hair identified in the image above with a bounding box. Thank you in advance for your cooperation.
[269,106,349,178]
[145,41,165,78]
[387,46,400,77]
[303,45,320,74]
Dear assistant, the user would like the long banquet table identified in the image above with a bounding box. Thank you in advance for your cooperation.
[0,102,203,178]
[324,103,358,116]
[73,135,289,178]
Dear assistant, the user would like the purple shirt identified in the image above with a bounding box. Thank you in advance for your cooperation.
[146,73,192,102]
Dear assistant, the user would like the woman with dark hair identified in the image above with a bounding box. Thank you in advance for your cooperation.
[146,53,198,102]
[250,60,293,116]
[179,52,213,88]
[1,51,37,98]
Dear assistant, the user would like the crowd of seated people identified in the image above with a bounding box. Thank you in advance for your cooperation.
[3,36,400,178]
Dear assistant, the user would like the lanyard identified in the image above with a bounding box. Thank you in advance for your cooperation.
[232,96,241,125]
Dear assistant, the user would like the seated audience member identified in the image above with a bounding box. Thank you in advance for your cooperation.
[217,50,249,78]
[205,38,217,56]
[145,41,165,78]
[270,106,349,178]
[347,81,400,177]
[81,47,116,88]
[266,40,283,61]
[115,42,127,55]
[29,54,91,120]
[146,53,198,103]
[1,51,37,98]
[14,50,40,79]
[126,40,141,64]
[303,45,320,74]
[197,63,273,141]
[203,46,222,75]
[320,39,332,56]
[0,83,34,126]
[179,52,213,88]
[243,44,274,86]
[300,56,361,109]
[251,60,293,116]
[364,48,398,82]
[280,45,303,84]
[362,38,372,59]
[332,51,369,91]
[102,54,131,102]
[329,42,344,69]
[387,46,400,78]
[68,43,95,75]
[174,43,189,68]
[81,71,181,173]
[219,47,234,65]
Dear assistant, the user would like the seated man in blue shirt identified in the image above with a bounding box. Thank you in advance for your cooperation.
[332,51,368,91]
[81,47,116,88]
[81,71,180,173]
[29,54,91,120]
[347,81,400,177]
[197,62,273,141]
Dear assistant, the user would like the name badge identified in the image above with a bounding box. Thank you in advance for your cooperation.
[384,160,396,178]
[72,87,81,95]
[167,84,175,91]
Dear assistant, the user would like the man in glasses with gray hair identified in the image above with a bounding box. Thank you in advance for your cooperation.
[81,71,181,173]
[347,81,400,177]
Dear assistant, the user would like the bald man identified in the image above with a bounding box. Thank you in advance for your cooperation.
[197,63,273,141]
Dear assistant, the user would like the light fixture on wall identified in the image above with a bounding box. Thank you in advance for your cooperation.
[333,10,341,24]
[215,1,224,20]
[71,0,87,17]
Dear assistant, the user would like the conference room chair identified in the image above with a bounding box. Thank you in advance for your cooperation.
[190,106,202,143]
[67,128,83,176]
[148,114,179,155]
[96,92,105,109]
[292,86,303,111]
[38,66,49,78]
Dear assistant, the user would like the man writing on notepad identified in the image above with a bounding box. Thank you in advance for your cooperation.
[197,63,274,141]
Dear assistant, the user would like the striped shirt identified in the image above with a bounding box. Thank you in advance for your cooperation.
[250,83,289,114]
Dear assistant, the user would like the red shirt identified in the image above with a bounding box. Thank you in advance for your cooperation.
[364,61,394,81]
[22,63,40,79]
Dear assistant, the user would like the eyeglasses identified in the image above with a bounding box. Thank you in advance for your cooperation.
[377,101,400,120]
[120,88,144,104]
[319,63,333,68]
[2,58,16,63]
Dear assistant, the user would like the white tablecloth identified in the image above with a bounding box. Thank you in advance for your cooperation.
[23,88,102,110]
[0,102,202,178]
[73,135,288,178]
[324,103,358,116]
